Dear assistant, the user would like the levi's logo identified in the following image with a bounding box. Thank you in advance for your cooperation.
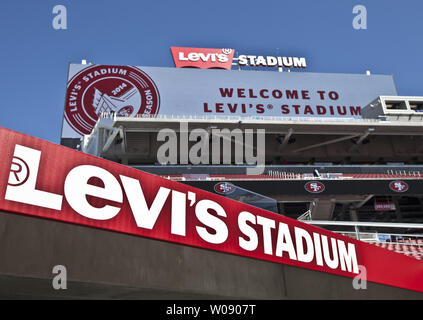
[171,47,234,70]
[178,52,229,63]
[6,145,63,210]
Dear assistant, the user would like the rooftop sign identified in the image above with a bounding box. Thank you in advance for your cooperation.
[170,47,234,70]
[170,47,307,70]
[61,64,397,140]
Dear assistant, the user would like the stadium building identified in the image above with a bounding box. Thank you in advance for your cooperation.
[0,47,423,299]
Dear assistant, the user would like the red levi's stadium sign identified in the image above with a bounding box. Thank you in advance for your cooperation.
[1,126,423,292]
[170,47,235,70]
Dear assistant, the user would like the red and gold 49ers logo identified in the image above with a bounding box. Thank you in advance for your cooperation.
[64,65,160,135]
[389,180,409,193]
[214,182,236,195]
[304,181,325,193]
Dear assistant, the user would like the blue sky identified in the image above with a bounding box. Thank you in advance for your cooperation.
[0,0,422,143]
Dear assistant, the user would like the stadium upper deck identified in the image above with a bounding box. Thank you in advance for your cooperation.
[81,96,423,166]
[78,96,423,225]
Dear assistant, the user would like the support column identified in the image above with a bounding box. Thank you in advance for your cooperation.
[310,199,336,220]
[393,197,403,222]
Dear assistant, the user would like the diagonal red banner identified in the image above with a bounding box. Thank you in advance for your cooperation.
[0,126,422,292]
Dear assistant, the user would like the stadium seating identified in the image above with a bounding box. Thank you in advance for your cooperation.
[373,240,423,260]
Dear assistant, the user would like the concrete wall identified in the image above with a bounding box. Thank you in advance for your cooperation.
[0,211,421,299]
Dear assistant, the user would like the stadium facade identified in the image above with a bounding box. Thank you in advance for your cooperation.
[0,47,422,299]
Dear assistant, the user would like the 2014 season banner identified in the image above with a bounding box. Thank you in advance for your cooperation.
[61,64,397,139]
[1,126,423,292]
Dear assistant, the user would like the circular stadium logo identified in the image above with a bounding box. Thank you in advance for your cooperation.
[304,181,325,194]
[64,65,160,135]
[389,180,409,193]
[214,182,236,195]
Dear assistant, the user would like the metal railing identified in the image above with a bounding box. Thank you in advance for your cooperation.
[98,112,382,124]
[386,169,422,177]
[160,172,423,181]
[303,220,423,259]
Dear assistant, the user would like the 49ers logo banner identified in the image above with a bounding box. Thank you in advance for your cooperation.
[1,127,423,292]
[389,180,409,193]
[214,182,236,195]
[305,181,325,194]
